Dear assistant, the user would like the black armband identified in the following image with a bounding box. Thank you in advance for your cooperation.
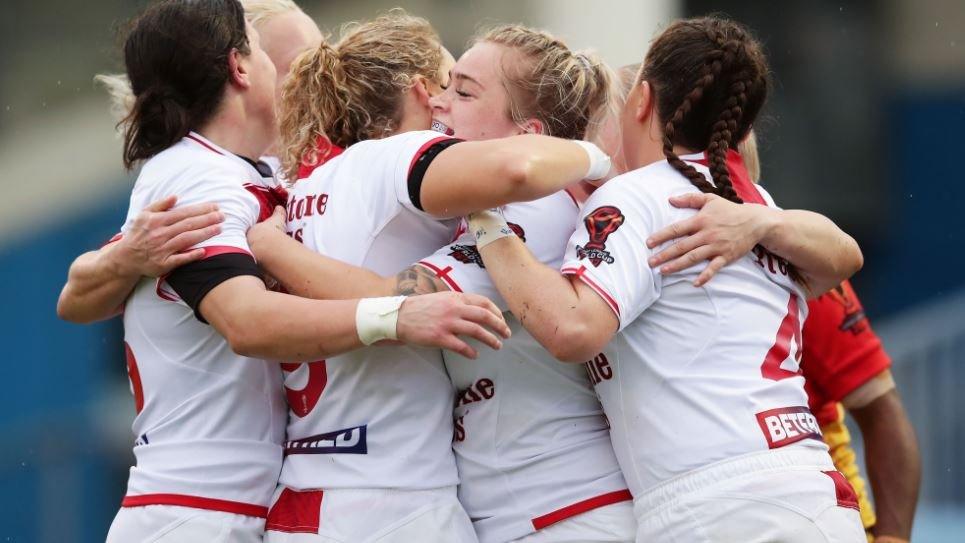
[407,138,463,211]
[167,252,262,323]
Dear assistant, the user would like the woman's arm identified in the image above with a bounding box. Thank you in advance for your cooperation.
[465,210,618,362]
[247,207,451,299]
[199,275,509,361]
[57,196,223,323]
[419,136,609,218]
[645,193,862,295]
[847,376,921,543]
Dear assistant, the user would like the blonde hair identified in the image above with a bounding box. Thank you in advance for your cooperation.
[477,25,615,141]
[242,0,301,27]
[97,0,304,126]
[738,130,761,183]
[279,9,443,181]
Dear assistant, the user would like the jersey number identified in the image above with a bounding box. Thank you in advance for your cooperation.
[760,294,803,381]
[281,361,327,418]
[124,342,145,414]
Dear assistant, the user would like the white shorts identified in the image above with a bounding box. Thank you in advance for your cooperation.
[263,485,477,543]
[106,504,264,543]
[513,501,636,543]
[634,447,866,543]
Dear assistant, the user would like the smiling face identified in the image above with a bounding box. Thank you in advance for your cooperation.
[429,41,525,141]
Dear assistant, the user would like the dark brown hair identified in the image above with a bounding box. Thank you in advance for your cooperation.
[640,16,769,203]
[121,0,250,169]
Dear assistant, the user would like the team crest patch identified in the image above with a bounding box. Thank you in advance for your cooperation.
[449,222,525,268]
[826,283,869,335]
[577,206,624,266]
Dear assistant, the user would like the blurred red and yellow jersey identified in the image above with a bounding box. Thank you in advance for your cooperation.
[802,279,892,537]
[803,280,892,426]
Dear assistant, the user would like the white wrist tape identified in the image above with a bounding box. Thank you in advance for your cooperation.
[355,296,406,345]
[573,140,612,180]
[468,208,515,249]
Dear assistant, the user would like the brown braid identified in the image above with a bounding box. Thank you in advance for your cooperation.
[641,17,769,203]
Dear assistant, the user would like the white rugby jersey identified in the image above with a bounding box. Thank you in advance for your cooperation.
[119,132,287,517]
[560,155,828,497]
[280,131,462,491]
[418,192,631,543]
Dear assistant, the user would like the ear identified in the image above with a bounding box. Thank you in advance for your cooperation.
[518,118,544,135]
[411,75,432,106]
[635,80,653,123]
[227,48,251,90]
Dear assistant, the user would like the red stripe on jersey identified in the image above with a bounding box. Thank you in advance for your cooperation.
[531,489,632,530]
[416,260,463,292]
[155,277,179,302]
[185,134,225,156]
[122,493,268,518]
[201,245,253,259]
[407,136,453,179]
[266,488,324,534]
[561,265,620,317]
[244,183,287,223]
[124,342,145,414]
[688,149,766,205]
[822,470,861,511]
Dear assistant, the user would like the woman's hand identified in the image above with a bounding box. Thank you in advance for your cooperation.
[247,205,288,257]
[116,194,224,277]
[646,192,776,286]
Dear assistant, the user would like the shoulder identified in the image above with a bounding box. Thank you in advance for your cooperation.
[585,161,699,218]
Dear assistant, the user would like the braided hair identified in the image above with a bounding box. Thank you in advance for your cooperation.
[641,16,769,202]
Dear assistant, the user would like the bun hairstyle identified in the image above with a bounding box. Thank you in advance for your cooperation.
[478,25,615,141]
[120,0,251,169]
[279,9,443,181]
[640,16,769,203]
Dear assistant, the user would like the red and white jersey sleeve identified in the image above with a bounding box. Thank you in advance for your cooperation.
[280,130,463,493]
[564,159,826,498]
[560,180,663,330]
[802,280,891,425]
[418,192,631,542]
[122,133,262,258]
[119,132,288,517]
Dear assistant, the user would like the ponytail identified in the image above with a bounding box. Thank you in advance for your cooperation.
[277,10,444,180]
[279,43,346,181]
[120,0,250,169]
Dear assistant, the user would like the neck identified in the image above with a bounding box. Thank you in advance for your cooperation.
[196,99,272,160]
[395,113,428,136]
[630,131,700,170]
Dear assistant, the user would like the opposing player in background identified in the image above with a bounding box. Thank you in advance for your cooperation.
[259,11,615,542]
[249,24,637,543]
[467,16,866,541]
[67,1,508,541]
[57,0,321,323]
[737,133,921,543]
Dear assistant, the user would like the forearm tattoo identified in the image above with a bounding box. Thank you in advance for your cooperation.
[393,266,446,296]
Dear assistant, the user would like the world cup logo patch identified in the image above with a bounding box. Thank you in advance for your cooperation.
[576,206,624,266]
